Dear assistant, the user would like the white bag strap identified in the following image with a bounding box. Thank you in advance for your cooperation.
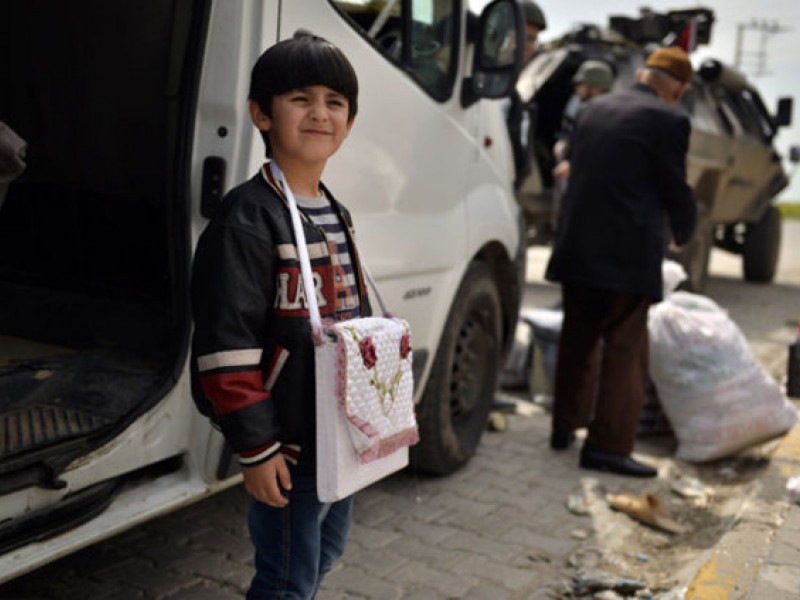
[269,162,391,342]
[360,263,390,317]
[270,161,324,342]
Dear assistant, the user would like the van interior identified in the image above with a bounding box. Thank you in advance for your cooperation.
[0,1,203,493]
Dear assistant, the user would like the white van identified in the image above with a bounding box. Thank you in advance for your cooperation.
[0,0,525,580]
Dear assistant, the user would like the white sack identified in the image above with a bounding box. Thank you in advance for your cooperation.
[662,259,687,297]
[648,291,798,462]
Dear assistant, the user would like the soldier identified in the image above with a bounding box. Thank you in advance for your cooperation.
[507,0,547,190]
[553,60,615,184]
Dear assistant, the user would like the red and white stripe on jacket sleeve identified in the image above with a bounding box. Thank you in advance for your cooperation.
[197,348,282,466]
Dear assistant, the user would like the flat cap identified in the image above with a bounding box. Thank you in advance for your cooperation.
[645,46,693,84]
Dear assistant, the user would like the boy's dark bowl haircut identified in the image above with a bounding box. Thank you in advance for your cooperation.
[250,31,359,121]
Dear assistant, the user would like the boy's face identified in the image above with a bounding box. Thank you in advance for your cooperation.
[251,85,354,168]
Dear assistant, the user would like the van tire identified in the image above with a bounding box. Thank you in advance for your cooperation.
[410,262,502,475]
[743,205,781,283]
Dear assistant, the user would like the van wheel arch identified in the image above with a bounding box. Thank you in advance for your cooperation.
[410,260,504,475]
[475,242,521,354]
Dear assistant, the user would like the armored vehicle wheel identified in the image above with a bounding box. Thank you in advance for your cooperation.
[410,262,502,475]
[743,205,781,283]
[679,214,713,292]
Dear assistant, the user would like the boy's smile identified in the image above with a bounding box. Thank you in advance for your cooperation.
[251,85,354,171]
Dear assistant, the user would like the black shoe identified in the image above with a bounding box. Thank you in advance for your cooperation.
[550,430,575,450]
[579,444,657,478]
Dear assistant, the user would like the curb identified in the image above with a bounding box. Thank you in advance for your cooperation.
[684,420,800,599]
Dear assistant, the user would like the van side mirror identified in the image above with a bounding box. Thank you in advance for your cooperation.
[774,96,793,128]
[789,145,800,164]
[462,0,524,108]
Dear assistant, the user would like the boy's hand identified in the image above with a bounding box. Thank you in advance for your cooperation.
[242,453,292,507]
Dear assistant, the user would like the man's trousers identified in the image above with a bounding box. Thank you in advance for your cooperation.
[552,283,652,455]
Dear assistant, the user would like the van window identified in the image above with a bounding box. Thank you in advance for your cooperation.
[330,0,459,101]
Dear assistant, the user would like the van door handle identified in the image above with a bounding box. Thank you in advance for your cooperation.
[201,156,227,218]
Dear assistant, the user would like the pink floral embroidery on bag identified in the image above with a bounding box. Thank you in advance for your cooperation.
[400,333,411,359]
[359,336,377,369]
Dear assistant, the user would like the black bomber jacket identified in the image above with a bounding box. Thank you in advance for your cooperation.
[190,164,371,472]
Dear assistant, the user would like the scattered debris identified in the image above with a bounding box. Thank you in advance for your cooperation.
[606,494,686,534]
[492,396,518,413]
[34,369,53,380]
[787,475,800,504]
[573,573,648,596]
[487,411,508,432]
[718,466,737,480]
[567,547,604,569]
[571,528,590,540]
[567,494,592,515]
[513,401,539,417]
[651,587,688,599]
[527,551,552,563]
[670,475,712,503]
[532,393,553,409]
[594,590,625,600]
[635,553,649,562]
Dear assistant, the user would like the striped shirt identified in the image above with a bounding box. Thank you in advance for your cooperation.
[296,193,360,321]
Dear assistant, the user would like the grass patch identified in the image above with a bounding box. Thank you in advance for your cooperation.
[778,203,800,220]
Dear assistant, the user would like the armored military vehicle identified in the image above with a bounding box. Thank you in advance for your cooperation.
[516,8,795,290]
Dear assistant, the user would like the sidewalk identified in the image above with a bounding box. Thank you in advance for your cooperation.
[685,421,800,600]
[317,393,800,599]
[2,390,796,599]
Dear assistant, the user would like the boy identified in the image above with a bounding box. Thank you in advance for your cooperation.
[190,31,370,598]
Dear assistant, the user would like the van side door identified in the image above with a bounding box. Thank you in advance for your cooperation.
[277,0,476,386]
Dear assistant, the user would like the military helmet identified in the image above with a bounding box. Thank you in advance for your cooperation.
[521,0,547,30]
[572,60,614,91]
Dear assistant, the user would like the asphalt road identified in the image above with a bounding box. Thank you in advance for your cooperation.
[1,220,798,599]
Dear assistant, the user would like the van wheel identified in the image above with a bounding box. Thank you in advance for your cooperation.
[743,205,781,283]
[678,212,713,292]
[410,262,502,475]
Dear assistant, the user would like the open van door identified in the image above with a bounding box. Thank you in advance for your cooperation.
[0,0,282,580]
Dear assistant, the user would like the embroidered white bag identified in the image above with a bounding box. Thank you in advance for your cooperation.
[271,162,418,502]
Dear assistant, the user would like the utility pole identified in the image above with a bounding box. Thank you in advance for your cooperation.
[734,19,791,77]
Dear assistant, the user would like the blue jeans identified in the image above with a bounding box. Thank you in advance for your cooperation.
[246,471,354,599]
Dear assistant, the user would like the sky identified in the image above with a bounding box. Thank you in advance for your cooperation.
[473,0,800,201]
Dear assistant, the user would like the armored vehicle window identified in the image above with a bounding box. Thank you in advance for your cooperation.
[721,88,769,142]
[712,88,743,137]
[687,84,726,135]
[739,89,775,141]
[330,0,459,101]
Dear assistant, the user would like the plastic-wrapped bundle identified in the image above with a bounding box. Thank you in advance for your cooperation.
[649,291,798,462]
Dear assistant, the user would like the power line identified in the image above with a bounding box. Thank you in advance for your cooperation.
[734,19,791,77]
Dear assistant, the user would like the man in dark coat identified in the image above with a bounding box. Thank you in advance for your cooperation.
[545,47,697,477]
